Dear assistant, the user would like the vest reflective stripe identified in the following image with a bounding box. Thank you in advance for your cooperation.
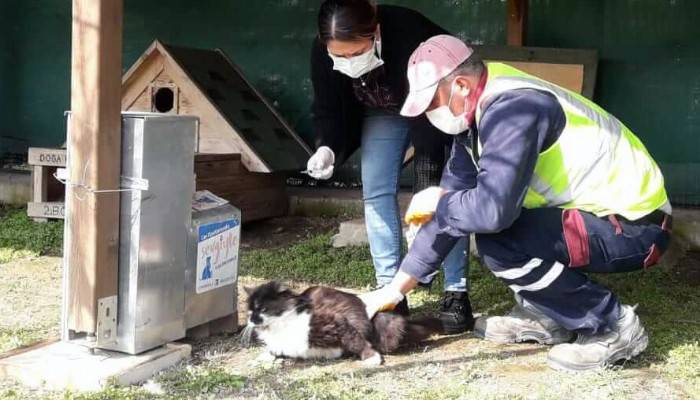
[475,63,668,220]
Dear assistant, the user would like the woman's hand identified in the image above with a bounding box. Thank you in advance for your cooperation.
[306,146,335,180]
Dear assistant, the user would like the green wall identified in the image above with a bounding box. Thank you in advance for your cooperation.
[528,0,700,205]
[1,1,698,203]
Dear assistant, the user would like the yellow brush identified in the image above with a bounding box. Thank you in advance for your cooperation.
[404,211,434,226]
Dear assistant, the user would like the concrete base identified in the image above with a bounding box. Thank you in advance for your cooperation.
[0,341,191,391]
[0,169,31,205]
[289,187,412,218]
[674,208,700,250]
[331,218,368,247]
[331,216,481,257]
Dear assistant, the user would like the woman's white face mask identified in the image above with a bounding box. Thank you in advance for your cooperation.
[328,38,384,79]
[426,83,470,135]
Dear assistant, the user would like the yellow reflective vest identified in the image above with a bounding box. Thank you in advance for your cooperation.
[475,63,669,220]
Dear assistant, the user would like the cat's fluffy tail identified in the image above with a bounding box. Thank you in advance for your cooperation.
[371,312,443,353]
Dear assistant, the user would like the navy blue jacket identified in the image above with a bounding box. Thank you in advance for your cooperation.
[400,88,567,283]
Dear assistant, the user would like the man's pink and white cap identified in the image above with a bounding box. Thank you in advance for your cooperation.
[400,35,474,117]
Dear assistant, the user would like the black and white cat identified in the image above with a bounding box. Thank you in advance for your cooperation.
[243,281,442,366]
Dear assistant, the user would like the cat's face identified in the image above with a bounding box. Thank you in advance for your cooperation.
[245,282,307,327]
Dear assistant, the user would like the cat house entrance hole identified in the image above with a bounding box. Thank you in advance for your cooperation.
[153,87,175,113]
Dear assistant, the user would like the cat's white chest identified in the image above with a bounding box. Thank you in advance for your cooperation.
[257,310,311,357]
[255,311,342,360]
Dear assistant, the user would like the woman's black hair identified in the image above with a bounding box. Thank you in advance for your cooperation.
[318,0,378,43]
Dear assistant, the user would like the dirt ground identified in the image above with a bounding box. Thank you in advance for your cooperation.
[0,262,692,399]
[674,250,700,286]
[1,216,698,399]
[0,256,61,353]
[196,276,690,400]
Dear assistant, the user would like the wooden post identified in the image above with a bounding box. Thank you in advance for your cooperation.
[507,0,528,47]
[66,0,123,334]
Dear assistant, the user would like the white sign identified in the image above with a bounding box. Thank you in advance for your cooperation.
[28,148,67,167]
[196,219,240,294]
[27,202,65,219]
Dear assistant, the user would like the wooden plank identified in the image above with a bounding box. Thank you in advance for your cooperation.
[193,153,287,221]
[209,185,288,222]
[32,166,48,203]
[507,0,528,47]
[195,153,241,162]
[66,0,123,334]
[27,202,66,219]
[0,339,59,361]
[474,45,599,99]
[31,166,50,222]
[196,174,284,192]
[28,148,67,167]
[122,55,164,110]
[491,61,584,94]
[194,160,241,179]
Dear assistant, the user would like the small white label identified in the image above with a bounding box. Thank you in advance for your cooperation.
[196,219,240,294]
[56,168,69,181]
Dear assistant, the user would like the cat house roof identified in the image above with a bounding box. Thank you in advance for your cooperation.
[121,40,311,173]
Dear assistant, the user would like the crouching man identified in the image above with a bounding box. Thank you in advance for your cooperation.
[360,35,672,371]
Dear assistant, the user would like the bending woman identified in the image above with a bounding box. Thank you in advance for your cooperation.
[306,0,477,333]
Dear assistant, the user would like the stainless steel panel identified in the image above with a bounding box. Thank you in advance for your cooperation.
[104,114,198,354]
[185,204,240,329]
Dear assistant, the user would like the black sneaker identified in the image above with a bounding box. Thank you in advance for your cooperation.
[438,291,475,334]
[394,297,410,316]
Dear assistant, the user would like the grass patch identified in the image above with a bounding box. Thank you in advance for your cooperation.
[239,231,700,397]
[240,232,512,315]
[63,386,162,400]
[662,342,700,397]
[277,371,388,400]
[241,233,376,288]
[1,366,246,400]
[1,221,698,399]
[0,206,63,263]
[0,327,51,353]
[592,267,700,364]
[157,365,245,397]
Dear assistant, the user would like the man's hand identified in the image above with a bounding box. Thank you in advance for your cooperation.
[306,146,335,180]
[405,223,421,250]
[357,285,405,319]
[404,186,445,225]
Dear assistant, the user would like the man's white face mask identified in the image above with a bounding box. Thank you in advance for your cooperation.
[426,82,470,136]
[328,38,384,79]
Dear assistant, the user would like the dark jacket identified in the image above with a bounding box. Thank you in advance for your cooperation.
[400,89,567,283]
[310,5,452,173]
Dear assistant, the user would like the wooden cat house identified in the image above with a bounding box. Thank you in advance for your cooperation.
[121,40,312,221]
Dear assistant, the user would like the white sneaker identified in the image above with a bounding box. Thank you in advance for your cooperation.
[547,304,649,371]
[474,295,573,345]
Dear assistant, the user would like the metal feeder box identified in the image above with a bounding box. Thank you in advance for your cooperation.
[88,113,240,354]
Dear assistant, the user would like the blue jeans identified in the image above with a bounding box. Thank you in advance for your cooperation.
[361,113,469,291]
